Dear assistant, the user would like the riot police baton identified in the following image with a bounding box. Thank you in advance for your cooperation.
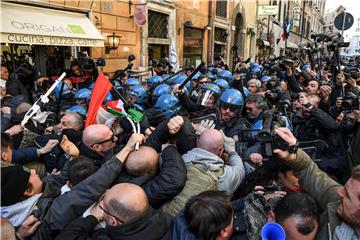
[107,63,134,108]
[111,63,134,83]
[162,69,185,84]
[147,69,185,105]
[179,61,205,89]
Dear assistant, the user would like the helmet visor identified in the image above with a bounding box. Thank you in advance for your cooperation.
[198,90,216,107]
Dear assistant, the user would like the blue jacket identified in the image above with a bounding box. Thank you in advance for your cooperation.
[12,147,38,165]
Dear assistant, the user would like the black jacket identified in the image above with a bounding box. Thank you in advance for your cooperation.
[55,207,172,240]
[115,118,188,209]
[292,107,348,177]
[6,74,29,98]
[30,157,124,240]
[78,142,111,167]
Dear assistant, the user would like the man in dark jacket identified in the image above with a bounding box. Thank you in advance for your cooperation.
[274,127,360,240]
[116,116,188,209]
[294,92,348,180]
[1,133,144,239]
[55,183,172,240]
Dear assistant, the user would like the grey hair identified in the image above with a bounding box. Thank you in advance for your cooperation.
[245,94,268,110]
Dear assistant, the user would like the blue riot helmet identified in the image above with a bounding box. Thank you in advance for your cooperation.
[102,92,113,104]
[218,70,232,81]
[127,85,147,105]
[260,75,271,82]
[155,94,182,119]
[205,71,216,81]
[54,82,72,97]
[197,83,221,107]
[191,71,201,81]
[250,67,262,79]
[208,66,215,73]
[219,88,244,112]
[251,63,259,69]
[161,74,170,80]
[242,87,250,98]
[152,84,172,103]
[88,83,95,90]
[147,75,163,88]
[214,79,230,92]
[215,67,223,75]
[114,80,121,89]
[125,77,140,87]
[74,88,91,101]
[301,64,311,73]
[172,74,191,89]
[66,105,87,116]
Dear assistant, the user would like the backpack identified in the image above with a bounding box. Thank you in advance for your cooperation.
[160,163,222,217]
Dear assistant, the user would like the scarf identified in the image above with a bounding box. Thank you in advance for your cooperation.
[333,222,358,240]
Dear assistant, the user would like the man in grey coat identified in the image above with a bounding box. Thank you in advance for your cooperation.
[274,127,360,240]
[182,128,245,194]
[160,128,245,216]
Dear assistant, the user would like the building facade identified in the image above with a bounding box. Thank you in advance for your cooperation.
[3,0,330,77]
[255,0,327,57]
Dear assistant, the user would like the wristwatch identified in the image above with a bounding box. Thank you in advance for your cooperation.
[303,102,314,111]
[287,141,299,154]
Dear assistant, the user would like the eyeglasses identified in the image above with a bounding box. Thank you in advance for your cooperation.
[221,104,237,112]
[98,204,124,224]
[199,81,208,85]
[91,130,115,147]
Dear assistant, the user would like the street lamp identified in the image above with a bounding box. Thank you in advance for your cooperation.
[107,32,121,50]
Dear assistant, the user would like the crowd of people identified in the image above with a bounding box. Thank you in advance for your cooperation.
[0,51,360,240]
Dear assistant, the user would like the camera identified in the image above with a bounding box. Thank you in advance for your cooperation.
[95,57,106,67]
[280,59,295,68]
[256,111,290,158]
[81,57,96,73]
[128,54,136,62]
[265,90,281,103]
[263,181,285,192]
[265,78,280,91]
[342,92,359,111]
[320,79,334,88]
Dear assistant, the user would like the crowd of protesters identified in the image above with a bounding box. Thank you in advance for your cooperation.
[0,50,360,240]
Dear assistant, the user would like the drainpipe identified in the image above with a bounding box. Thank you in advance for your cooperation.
[207,1,213,64]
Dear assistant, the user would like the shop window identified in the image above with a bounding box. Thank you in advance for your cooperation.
[183,27,203,68]
[148,44,169,64]
[214,27,228,42]
[216,0,227,18]
[148,10,169,39]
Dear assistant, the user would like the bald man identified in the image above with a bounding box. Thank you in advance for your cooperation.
[114,116,188,209]
[125,146,159,176]
[161,128,245,216]
[56,183,172,240]
[79,124,118,166]
[189,129,245,194]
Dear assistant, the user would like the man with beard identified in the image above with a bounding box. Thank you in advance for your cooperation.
[174,84,247,139]
[244,94,269,135]
[274,127,360,240]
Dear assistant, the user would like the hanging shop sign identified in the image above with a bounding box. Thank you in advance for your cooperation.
[1,2,104,47]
